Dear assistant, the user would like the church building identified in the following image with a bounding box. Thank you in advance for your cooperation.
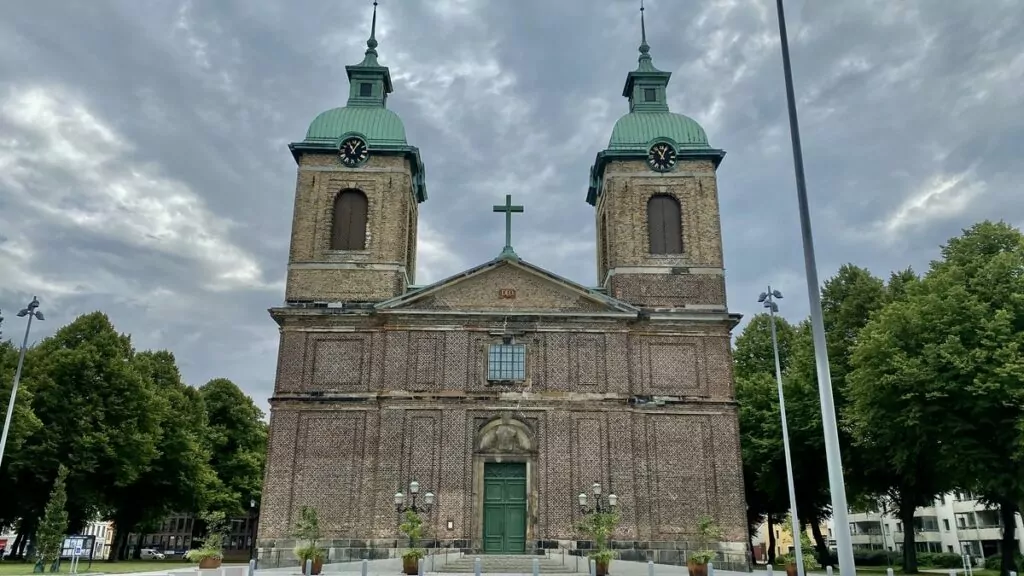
[257,3,748,569]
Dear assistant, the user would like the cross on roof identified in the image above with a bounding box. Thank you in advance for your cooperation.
[492,194,524,259]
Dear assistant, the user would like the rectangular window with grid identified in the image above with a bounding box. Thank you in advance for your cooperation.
[487,343,526,382]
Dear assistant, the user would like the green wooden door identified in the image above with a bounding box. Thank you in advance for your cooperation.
[482,462,527,553]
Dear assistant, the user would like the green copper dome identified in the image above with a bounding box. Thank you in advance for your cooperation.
[304,107,407,147]
[608,111,709,150]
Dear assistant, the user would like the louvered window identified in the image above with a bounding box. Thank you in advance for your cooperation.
[331,189,368,250]
[647,194,683,254]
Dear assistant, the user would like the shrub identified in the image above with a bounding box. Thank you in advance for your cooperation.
[918,552,963,569]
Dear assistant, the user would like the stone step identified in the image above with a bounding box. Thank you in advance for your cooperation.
[438,555,581,573]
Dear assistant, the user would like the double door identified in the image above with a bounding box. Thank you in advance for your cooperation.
[482,462,527,554]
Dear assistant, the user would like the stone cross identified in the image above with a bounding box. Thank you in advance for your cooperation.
[492,194,524,256]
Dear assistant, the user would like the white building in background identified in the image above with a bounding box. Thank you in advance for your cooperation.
[829,491,1024,559]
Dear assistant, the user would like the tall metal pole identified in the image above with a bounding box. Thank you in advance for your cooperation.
[773,1,855,574]
[763,288,804,576]
[0,297,43,471]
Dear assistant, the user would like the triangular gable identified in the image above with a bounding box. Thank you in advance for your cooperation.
[375,257,640,315]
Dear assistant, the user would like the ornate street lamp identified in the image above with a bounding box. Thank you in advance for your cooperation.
[394,480,435,514]
[577,481,617,515]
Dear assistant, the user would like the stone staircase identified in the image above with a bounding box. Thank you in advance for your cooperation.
[439,554,582,573]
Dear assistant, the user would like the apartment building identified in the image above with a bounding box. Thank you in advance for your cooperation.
[832,491,1024,559]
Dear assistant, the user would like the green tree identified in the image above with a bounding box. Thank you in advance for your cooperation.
[14,313,163,541]
[846,271,955,574]
[35,465,70,569]
[199,378,268,518]
[107,351,217,560]
[916,222,1024,576]
[736,372,788,561]
[0,339,43,533]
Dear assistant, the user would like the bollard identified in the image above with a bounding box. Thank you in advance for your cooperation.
[362,559,369,576]
[418,557,425,576]
[887,568,895,576]
[708,562,715,576]
[533,558,540,576]
[590,558,596,576]
[949,570,957,576]
[767,566,774,576]
[305,559,312,576]
[1011,572,1017,576]
[648,559,655,576]
[475,557,482,576]
[220,567,227,576]
[432,553,436,572]
[248,559,256,576]
[827,566,834,576]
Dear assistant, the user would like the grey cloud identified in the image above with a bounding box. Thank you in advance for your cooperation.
[1,0,1022,410]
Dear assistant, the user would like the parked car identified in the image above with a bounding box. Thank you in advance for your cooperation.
[140,548,166,560]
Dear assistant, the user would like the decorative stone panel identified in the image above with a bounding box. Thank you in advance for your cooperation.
[609,273,727,309]
[397,264,609,313]
[309,336,370,391]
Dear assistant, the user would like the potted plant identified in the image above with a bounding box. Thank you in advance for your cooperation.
[779,553,816,576]
[687,515,722,576]
[185,511,227,569]
[399,510,426,576]
[293,507,327,575]
[575,511,619,576]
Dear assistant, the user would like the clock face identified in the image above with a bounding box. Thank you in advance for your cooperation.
[647,142,677,171]
[339,137,369,166]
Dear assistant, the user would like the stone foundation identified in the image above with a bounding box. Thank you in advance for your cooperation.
[255,538,751,572]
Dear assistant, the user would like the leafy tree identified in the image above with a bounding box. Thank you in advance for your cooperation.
[914,222,1024,576]
[736,371,788,561]
[734,313,798,380]
[15,313,163,543]
[846,272,955,573]
[0,339,43,532]
[35,465,70,569]
[734,313,798,557]
[107,350,217,560]
[199,378,267,519]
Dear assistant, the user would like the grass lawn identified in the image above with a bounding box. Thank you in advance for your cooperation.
[753,566,999,576]
[0,560,244,576]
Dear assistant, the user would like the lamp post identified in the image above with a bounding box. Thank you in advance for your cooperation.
[758,287,804,576]
[577,482,618,515]
[0,296,44,471]
[394,480,435,515]
[249,498,258,564]
[773,1,855,574]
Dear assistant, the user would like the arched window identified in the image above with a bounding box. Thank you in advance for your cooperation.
[331,189,368,250]
[647,194,683,254]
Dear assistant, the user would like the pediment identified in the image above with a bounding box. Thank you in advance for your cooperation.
[375,257,638,315]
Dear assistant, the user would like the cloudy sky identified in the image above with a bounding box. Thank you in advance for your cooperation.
[1,0,1022,409]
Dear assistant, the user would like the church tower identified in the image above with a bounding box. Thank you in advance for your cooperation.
[285,2,427,304]
[587,4,727,311]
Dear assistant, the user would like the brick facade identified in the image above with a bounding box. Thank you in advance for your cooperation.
[263,100,748,569]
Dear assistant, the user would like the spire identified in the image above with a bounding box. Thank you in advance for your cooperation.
[621,0,671,111]
[360,1,380,66]
[346,0,394,107]
[639,0,649,56]
[636,0,657,72]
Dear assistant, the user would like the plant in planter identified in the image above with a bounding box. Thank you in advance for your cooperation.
[687,515,722,576]
[293,507,327,575]
[398,510,427,576]
[778,553,817,576]
[575,511,619,576]
[185,511,228,569]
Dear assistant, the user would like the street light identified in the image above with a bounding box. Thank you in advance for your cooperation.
[773,1,855,573]
[249,498,258,563]
[394,480,435,514]
[758,287,804,576]
[0,296,44,471]
[577,482,617,515]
